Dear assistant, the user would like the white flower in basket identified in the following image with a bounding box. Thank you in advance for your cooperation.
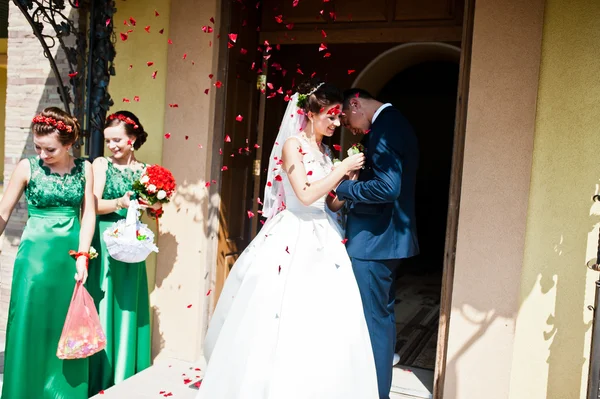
[103,200,158,263]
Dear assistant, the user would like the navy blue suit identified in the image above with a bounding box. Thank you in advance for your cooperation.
[336,105,419,399]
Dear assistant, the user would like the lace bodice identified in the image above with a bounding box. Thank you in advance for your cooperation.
[281,136,335,213]
[102,159,144,200]
[25,157,86,208]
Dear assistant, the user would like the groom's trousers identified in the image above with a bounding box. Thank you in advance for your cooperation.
[351,258,402,399]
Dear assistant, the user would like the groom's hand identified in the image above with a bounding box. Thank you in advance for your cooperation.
[347,170,360,181]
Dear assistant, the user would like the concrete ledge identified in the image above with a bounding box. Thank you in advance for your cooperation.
[91,359,206,399]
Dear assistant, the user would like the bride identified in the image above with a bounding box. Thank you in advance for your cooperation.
[197,81,379,398]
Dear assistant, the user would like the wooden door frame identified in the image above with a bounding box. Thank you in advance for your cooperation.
[433,0,475,397]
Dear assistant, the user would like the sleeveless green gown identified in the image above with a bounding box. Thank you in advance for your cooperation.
[1,157,88,399]
[87,159,151,395]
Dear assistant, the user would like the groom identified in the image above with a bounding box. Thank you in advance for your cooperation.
[336,88,419,399]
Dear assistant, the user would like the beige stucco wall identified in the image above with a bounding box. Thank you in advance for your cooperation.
[509,1,600,398]
[152,0,222,362]
[443,1,545,398]
[109,0,171,324]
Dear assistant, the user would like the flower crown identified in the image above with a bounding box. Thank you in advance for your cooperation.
[296,82,325,110]
[107,113,139,129]
[32,115,73,133]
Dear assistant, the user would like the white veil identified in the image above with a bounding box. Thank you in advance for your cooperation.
[262,93,307,220]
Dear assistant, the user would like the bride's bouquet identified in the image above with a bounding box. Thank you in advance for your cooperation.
[132,164,176,219]
[332,143,365,168]
[103,200,159,263]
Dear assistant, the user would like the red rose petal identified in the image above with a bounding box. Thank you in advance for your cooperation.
[68,71,78,78]
[120,32,128,41]
[247,210,255,218]
[204,89,209,95]
[225,135,231,142]
[319,43,327,52]
[144,25,151,33]
[342,238,349,244]
[155,10,160,17]
[214,80,223,88]
[235,115,243,122]
[152,70,158,79]
[147,61,154,67]
[348,69,356,75]
[221,166,228,171]
[228,33,238,43]
[129,17,136,26]
[182,53,187,60]
[122,97,130,103]
[159,28,164,34]
[206,289,212,296]
[333,144,342,151]
[168,38,173,44]
[187,304,192,308]
[134,96,140,102]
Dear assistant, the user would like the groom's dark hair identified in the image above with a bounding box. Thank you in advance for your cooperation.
[343,88,374,109]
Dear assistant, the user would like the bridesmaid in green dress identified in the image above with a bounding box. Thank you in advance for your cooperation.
[0,107,95,398]
[88,111,161,395]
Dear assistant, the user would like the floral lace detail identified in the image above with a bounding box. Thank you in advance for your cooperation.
[102,159,145,200]
[25,157,86,208]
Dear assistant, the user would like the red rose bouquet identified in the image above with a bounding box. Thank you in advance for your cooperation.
[132,164,176,218]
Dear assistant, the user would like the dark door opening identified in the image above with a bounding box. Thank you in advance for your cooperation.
[377,60,459,395]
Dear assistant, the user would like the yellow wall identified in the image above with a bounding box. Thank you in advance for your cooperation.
[0,38,7,183]
[509,1,600,398]
[109,1,171,294]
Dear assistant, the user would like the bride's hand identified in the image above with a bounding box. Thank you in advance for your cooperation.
[341,153,365,172]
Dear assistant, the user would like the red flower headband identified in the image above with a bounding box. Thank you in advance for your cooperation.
[107,113,139,130]
[31,115,73,133]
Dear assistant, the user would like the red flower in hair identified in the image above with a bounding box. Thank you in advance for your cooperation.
[107,113,139,129]
[32,115,73,133]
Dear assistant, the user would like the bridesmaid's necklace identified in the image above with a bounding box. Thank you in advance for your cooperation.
[44,156,74,177]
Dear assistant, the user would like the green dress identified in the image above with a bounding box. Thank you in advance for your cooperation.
[1,157,88,399]
[87,159,151,395]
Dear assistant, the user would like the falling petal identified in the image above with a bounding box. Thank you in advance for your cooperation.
[159,28,164,34]
[221,166,228,171]
[348,69,356,75]
[210,17,215,24]
[204,89,209,95]
[134,96,140,102]
[275,15,283,23]
[209,74,214,79]
[214,80,223,88]
[144,25,151,33]
[129,17,136,26]
[187,304,192,308]
[321,29,327,38]
[183,53,187,59]
[122,97,130,103]
[333,144,341,151]
[168,38,173,44]
[152,70,158,79]
[286,23,294,30]
[319,43,327,51]
[120,32,128,41]
[147,61,154,67]
[235,115,243,122]
[105,19,111,27]
[247,210,255,218]
[324,52,331,58]
[68,71,78,78]
[155,9,160,17]
[164,133,171,139]
[240,48,248,55]
[228,33,238,42]
[342,238,348,244]
[225,135,231,142]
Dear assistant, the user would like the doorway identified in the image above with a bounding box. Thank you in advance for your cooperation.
[379,60,459,397]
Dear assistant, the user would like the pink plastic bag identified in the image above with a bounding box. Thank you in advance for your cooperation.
[56,281,106,359]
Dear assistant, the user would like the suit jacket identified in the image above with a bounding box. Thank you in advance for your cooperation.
[336,106,419,260]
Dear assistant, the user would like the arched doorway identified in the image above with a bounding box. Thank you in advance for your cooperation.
[350,43,460,397]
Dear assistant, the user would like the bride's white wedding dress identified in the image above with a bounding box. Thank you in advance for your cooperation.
[197,136,378,399]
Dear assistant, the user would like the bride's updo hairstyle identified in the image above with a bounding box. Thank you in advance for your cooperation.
[296,80,343,114]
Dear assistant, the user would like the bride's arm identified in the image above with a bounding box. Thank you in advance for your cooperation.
[282,138,363,207]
